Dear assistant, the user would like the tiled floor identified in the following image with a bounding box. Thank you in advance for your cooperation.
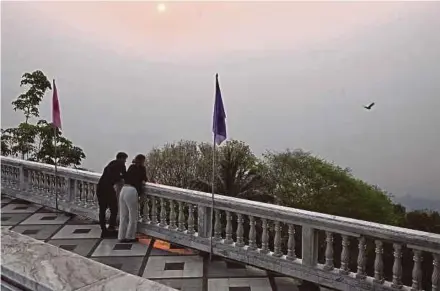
[1,194,302,291]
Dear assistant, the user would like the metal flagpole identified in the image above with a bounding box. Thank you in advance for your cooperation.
[53,125,59,212]
[209,138,216,261]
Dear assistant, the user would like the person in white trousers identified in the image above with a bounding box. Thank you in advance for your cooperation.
[118,154,147,243]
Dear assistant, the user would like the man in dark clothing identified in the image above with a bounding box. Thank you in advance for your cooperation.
[97,152,128,238]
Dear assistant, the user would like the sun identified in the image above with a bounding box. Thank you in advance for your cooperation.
[156,3,166,13]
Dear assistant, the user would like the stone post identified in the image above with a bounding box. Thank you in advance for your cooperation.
[302,226,318,267]
[197,206,212,238]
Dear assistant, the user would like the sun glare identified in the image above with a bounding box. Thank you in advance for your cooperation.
[157,3,166,13]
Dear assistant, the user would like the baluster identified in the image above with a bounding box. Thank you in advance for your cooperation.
[43,174,49,197]
[159,198,167,227]
[187,204,195,234]
[433,254,439,291]
[273,221,282,257]
[214,210,222,241]
[151,196,158,224]
[392,243,403,289]
[324,231,334,270]
[51,175,57,198]
[411,249,423,291]
[248,216,257,250]
[286,224,296,260]
[59,177,66,202]
[29,171,36,192]
[177,201,185,231]
[36,172,42,194]
[356,237,367,279]
[83,182,90,206]
[142,197,150,223]
[225,211,233,244]
[340,235,350,275]
[12,167,18,189]
[90,183,98,207]
[261,218,269,254]
[169,200,177,229]
[75,180,82,204]
[235,214,245,247]
[374,240,384,284]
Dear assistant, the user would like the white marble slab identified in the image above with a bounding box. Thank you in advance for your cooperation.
[76,273,177,291]
[1,229,177,291]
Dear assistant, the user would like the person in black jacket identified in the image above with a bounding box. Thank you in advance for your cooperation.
[97,152,128,238]
[118,154,147,243]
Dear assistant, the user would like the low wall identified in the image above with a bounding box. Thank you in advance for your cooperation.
[0,229,176,291]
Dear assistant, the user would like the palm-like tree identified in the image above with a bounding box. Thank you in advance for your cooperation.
[191,140,274,203]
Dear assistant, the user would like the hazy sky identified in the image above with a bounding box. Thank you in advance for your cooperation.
[2,1,440,199]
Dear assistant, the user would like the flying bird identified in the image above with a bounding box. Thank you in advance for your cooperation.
[363,102,375,110]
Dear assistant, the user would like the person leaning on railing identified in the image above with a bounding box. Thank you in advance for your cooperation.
[118,154,148,243]
[97,152,128,238]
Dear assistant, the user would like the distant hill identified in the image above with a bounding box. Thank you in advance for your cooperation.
[395,195,440,212]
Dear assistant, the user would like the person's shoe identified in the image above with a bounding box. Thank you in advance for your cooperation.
[107,226,118,232]
[125,238,139,243]
[118,239,129,243]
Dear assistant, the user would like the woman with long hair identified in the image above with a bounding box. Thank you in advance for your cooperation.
[118,154,147,242]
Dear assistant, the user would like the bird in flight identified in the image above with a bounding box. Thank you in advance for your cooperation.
[364,102,375,110]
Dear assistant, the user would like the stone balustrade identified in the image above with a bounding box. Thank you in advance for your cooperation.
[1,156,440,291]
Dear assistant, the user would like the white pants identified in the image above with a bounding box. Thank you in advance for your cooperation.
[118,185,138,240]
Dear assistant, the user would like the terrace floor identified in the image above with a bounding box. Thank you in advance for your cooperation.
[1,194,303,291]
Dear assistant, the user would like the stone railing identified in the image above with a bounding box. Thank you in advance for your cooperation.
[1,156,440,291]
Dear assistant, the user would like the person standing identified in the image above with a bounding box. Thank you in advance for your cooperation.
[97,152,128,238]
[118,154,147,243]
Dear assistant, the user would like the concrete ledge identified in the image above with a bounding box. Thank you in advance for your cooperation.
[0,229,176,291]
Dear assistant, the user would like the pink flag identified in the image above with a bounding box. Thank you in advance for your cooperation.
[52,79,62,130]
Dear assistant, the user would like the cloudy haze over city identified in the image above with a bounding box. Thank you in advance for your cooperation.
[2,2,440,203]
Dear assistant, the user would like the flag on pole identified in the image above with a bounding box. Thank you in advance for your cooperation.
[52,79,62,130]
[212,74,226,145]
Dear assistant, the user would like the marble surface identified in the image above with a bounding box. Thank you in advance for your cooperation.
[1,229,177,291]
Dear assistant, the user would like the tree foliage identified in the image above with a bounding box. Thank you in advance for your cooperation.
[2,70,86,167]
[11,70,52,123]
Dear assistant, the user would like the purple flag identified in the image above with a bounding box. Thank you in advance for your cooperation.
[212,74,227,145]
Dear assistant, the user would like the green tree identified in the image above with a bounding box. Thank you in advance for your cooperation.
[29,120,86,167]
[192,140,274,202]
[145,140,211,188]
[263,149,398,224]
[2,70,86,167]
[11,70,52,123]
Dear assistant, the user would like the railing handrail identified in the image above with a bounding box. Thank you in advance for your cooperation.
[2,155,440,251]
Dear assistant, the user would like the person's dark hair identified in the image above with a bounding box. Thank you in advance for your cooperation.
[116,152,128,160]
[132,154,146,165]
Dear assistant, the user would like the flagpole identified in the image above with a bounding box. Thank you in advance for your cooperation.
[209,137,216,261]
[53,125,59,212]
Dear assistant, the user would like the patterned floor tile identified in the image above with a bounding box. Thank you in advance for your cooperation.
[11,224,62,240]
[208,278,272,291]
[152,278,203,291]
[1,213,32,226]
[1,203,41,214]
[91,256,145,276]
[19,212,71,225]
[273,277,301,291]
[207,260,267,278]
[91,239,149,257]
[66,215,99,225]
[51,224,102,239]
[46,239,100,257]
[143,255,203,279]
[36,206,61,213]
